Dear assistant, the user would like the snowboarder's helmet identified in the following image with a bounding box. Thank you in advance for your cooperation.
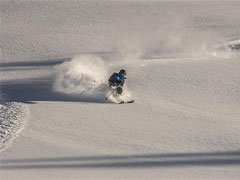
[119,69,126,76]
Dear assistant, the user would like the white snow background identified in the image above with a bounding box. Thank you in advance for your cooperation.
[0,0,240,179]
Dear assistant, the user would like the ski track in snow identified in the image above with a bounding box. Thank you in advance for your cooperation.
[0,102,29,151]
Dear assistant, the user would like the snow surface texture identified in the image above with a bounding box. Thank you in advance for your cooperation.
[0,0,240,179]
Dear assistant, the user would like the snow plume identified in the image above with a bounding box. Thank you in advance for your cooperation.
[112,15,235,60]
[53,55,109,96]
[152,23,236,59]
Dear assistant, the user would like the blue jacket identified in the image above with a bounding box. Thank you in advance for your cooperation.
[109,73,125,86]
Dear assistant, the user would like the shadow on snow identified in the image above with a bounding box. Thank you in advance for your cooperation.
[0,58,70,68]
[0,56,114,104]
[1,150,240,170]
[0,52,114,68]
[1,78,108,104]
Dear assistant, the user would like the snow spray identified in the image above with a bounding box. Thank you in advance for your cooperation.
[53,55,109,95]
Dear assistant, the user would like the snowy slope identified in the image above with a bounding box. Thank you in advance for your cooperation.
[1,1,240,179]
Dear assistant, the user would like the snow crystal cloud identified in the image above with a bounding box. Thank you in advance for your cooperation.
[53,55,109,95]
[112,14,236,60]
